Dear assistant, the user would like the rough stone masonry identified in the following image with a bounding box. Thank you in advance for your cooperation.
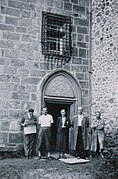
[91,0,118,147]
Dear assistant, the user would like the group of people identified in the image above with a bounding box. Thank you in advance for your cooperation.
[20,106,105,160]
[72,108,105,159]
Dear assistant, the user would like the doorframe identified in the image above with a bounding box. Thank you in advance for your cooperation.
[36,69,82,116]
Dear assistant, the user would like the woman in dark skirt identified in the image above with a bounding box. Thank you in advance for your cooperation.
[56,109,71,159]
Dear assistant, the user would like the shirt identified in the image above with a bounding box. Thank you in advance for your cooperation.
[62,117,66,128]
[38,114,53,127]
[78,114,83,126]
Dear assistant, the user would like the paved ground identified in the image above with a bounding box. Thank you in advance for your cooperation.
[0,154,117,179]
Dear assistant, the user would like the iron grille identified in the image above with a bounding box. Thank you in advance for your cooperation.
[41,12,72,58]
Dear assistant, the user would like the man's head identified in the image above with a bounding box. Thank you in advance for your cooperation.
[78,107,83,115]
[95,111,101,119]
[28,108,34,118]
[42,107,48,115]
[61,109,66,117]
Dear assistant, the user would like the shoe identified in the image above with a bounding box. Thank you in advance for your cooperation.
[47,156,52,160]
[57,156,61,160]
[25,156,29,159]
[35,156,41,160]
[62,155,67,159]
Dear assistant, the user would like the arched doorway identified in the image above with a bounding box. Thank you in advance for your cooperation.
[36,69,82,151]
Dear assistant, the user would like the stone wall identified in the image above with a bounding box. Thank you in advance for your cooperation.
[91,0,118,147]
[0,0,91,151]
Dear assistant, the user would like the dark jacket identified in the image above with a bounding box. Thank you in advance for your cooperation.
[56,116,71,134]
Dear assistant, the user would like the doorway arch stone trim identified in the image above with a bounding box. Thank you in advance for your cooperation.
[36,69,82,115]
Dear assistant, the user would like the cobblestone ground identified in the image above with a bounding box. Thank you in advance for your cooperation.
[0,156,117,179]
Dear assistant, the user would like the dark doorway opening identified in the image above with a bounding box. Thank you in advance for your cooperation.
[46,102,70,152]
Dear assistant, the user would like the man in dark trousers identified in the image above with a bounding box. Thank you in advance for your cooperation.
[56,109,71,159]
[73,107,90,159]
[20,108,37,159]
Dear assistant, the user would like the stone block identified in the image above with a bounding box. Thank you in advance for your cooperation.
[30,70,46,77]
[76,73,84,80]
[0,24,15,32]
[79,0,89,6]
[16,26,27,33]
[5,16,18,26]
[21,34,31,42]
[72,58,82,64]
[79,48,86,58]
[11,59,25,67]
[1,6,21,17]
[32,40,40,51]
[21,77,41,85]
[0,133,7,143]
[3,32,20,41]
[21,10,31,18]
[17,69,29,77]
[0,58,4,65]
[19,19,32,27]
[82,89,89,97]
[10,92,18,99]
[9,133,23,143]
[74,18,89,26]
[9,110,21,119]
[71,0,78,4]
[78,34,84,41]
[31,93,36,101]
[10,101,21,109]
[0,74,10,82]
[77,42,88,48]
[0,40,14,49]
[80,81,88,88]
[5,49,20,58]
[82,97,89,105]
[8,0,35,11]
[11,76,20,83]
[73,5,85,14]
[72,47,78,56]
[83,59,88,65]
[1,121,10,131]
[51,0,63,9]
[85,35,89,42]
[0,110,3,119]
[77,26,88,34]
[64,2,72,11]
[18,92,29,100]
[2,100,11,108]
[0,0,7,6]
[9,120,21,131]
[0,14,4,23]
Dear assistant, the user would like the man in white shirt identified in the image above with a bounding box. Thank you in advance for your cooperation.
[37,107,53,159]
[20,108,37,159]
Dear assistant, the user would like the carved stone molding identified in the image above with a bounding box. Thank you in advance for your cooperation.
[45,75,74,98]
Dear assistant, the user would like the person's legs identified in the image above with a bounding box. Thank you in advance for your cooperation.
[98,132,104,158]
[24,134,30,159]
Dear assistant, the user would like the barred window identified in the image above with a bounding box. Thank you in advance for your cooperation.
[41,12,72,58]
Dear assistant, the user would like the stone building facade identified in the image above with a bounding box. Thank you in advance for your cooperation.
[0,0,91,152]
[91,0,118,147]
